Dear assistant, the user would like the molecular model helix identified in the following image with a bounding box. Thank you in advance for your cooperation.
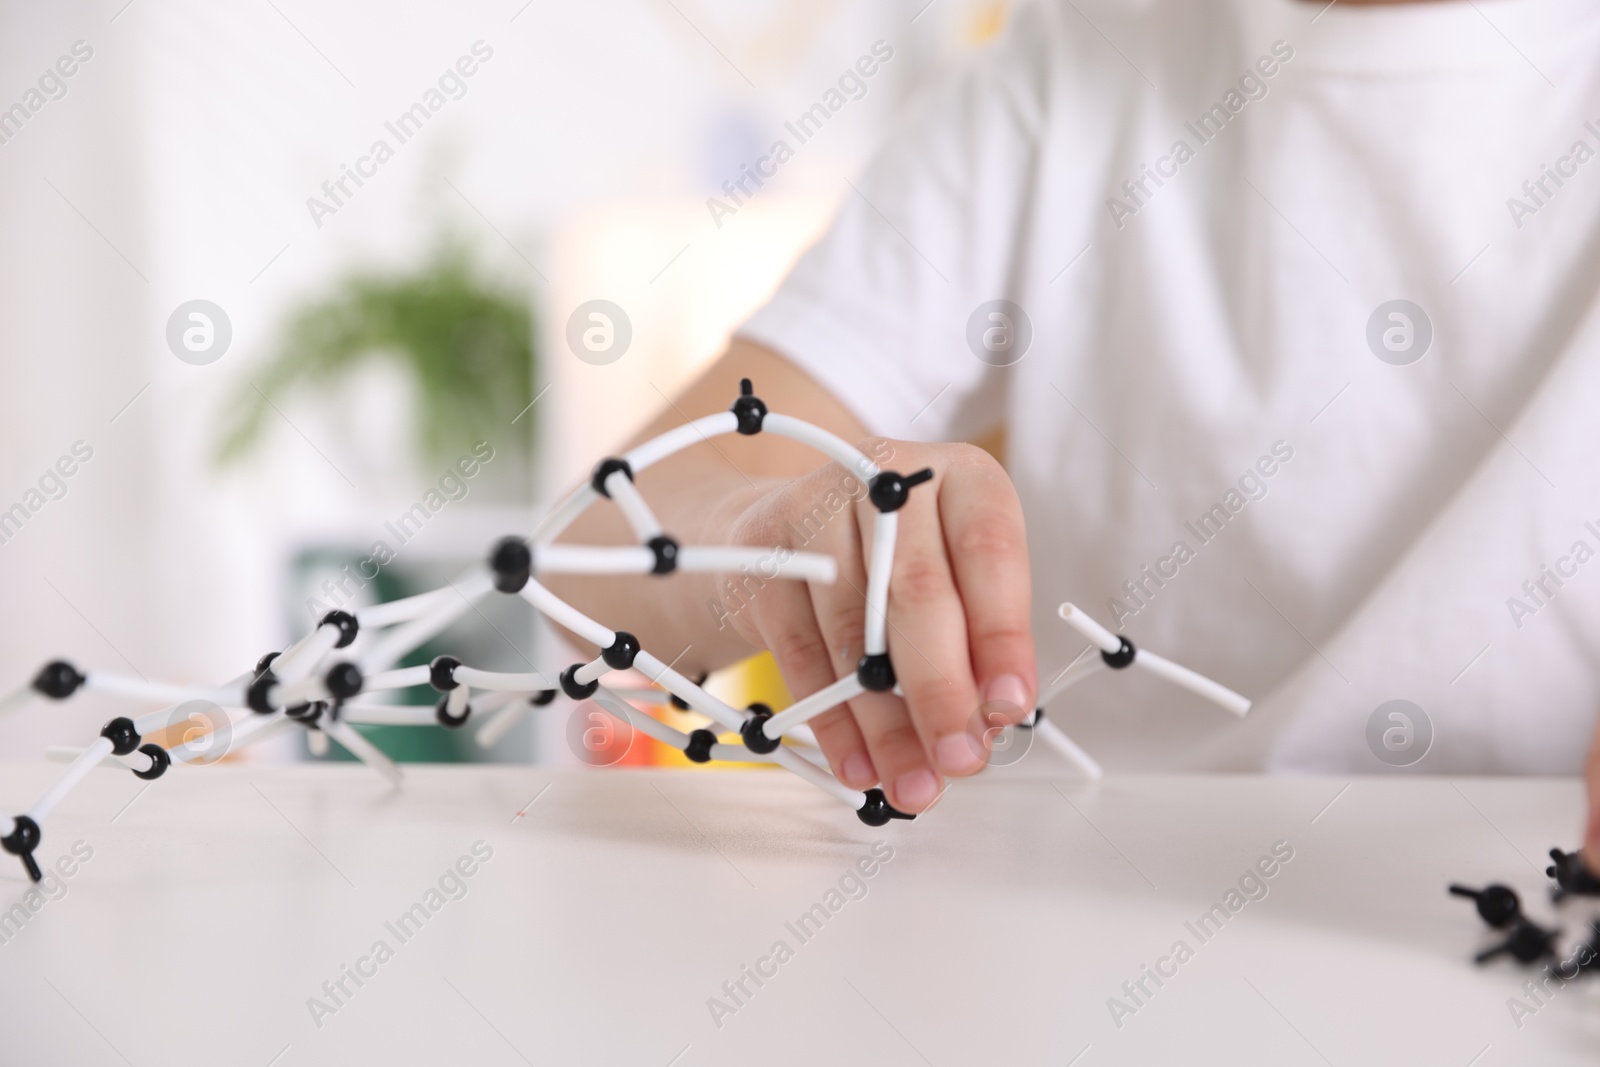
[0,380,1253,883]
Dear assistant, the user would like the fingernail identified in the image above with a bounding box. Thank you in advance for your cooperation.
[983,674,1030,716]
[841,752,876,789]
[894,769,939,810]
[936,732,983,775]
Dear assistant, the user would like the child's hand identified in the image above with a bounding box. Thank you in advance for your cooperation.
[720,439,1037,813]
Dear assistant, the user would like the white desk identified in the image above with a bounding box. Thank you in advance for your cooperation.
[0,761,1595,1066]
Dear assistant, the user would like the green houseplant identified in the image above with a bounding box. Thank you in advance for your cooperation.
[217,239,537,478]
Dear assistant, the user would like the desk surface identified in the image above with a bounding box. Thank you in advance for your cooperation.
[0,761,1595,1067]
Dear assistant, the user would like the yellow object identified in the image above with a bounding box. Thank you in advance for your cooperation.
[722,650,794,711]
[650,651,793,769]
[966,1,1010,44]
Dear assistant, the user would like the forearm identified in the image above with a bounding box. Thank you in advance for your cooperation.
[543,339,868,678]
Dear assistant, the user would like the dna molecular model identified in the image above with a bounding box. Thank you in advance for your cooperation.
[0,380,1251,882]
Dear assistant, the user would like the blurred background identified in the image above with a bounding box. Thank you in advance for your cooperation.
[0,0,1011,767]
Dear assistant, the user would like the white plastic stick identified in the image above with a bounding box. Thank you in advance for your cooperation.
[271,624,330,678]
[769,744,865,808]
[81,675,249,716]
[359,569,494,671]
[534,545,655,574]
[197,671,252,709]
[0,685,32,717]
[785,724,820,747]
[44,745,121,767]
[460,689,522,715]
[173,708,281,760]
[272,623,344,687]
[676,547,837,583]
[623,412,740,474]
[339,705,439,726]
[1057,602,1122,654]
[362,666,432,691]
[474,698,530,749]
[1054,603,1249,715]
[44,748,159,771]
[132,702,184,735]
[784,741,828,767]
[271,675,328,709]
[628,685,847,805]
[594,689,689,750]
[1133,649,1252,717]
[573,656,609,686]
[443,686,470,720]
[1038,656,1106,707]
[533,544,838,583]
[633,650,743,733]
[223,713,298,758]
[763,674,863,737]
[604,470,664,541]
[85,674,232,705]
[762,414,879,480]
[454,667,554,692]
[356,586,456,629]
[532,485,599,548]
[1033,716,1104,779]
[863,511,897,655]
[146,702,244,756]
[323,719,402,785]
[602,687,671,705]
[520,579,615,649]
[708,743,781,764]
[27,737,114,821]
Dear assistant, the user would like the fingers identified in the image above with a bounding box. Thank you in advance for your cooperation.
[746,572,872,789]
[737,443,1034,817]
[813,581,928,807]
[807,705,877,789]
[741,474,878,789]
[938,450,1037,722]
[794,471,941,809]
[865,466,987,788]
[837,689,929,807]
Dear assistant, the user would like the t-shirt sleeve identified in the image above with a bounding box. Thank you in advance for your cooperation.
[737,8,1060,443]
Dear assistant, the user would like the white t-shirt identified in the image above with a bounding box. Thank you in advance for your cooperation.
[740,0,1600,774]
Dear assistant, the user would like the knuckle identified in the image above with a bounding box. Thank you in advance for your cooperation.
[809,708,860,749]
[952,513,1024,560]
[863,721,927,764]
[969,619,1032,650]
[902,682,969,727]
[814,605,866,658]
[801,460,850,498]
[855,436,900,468]
[782,468,861,547]
[944,441,997,472]
[732,504,788,552]
[892,556,954,606]
[829,624,867,662]
[765,627,831,672]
